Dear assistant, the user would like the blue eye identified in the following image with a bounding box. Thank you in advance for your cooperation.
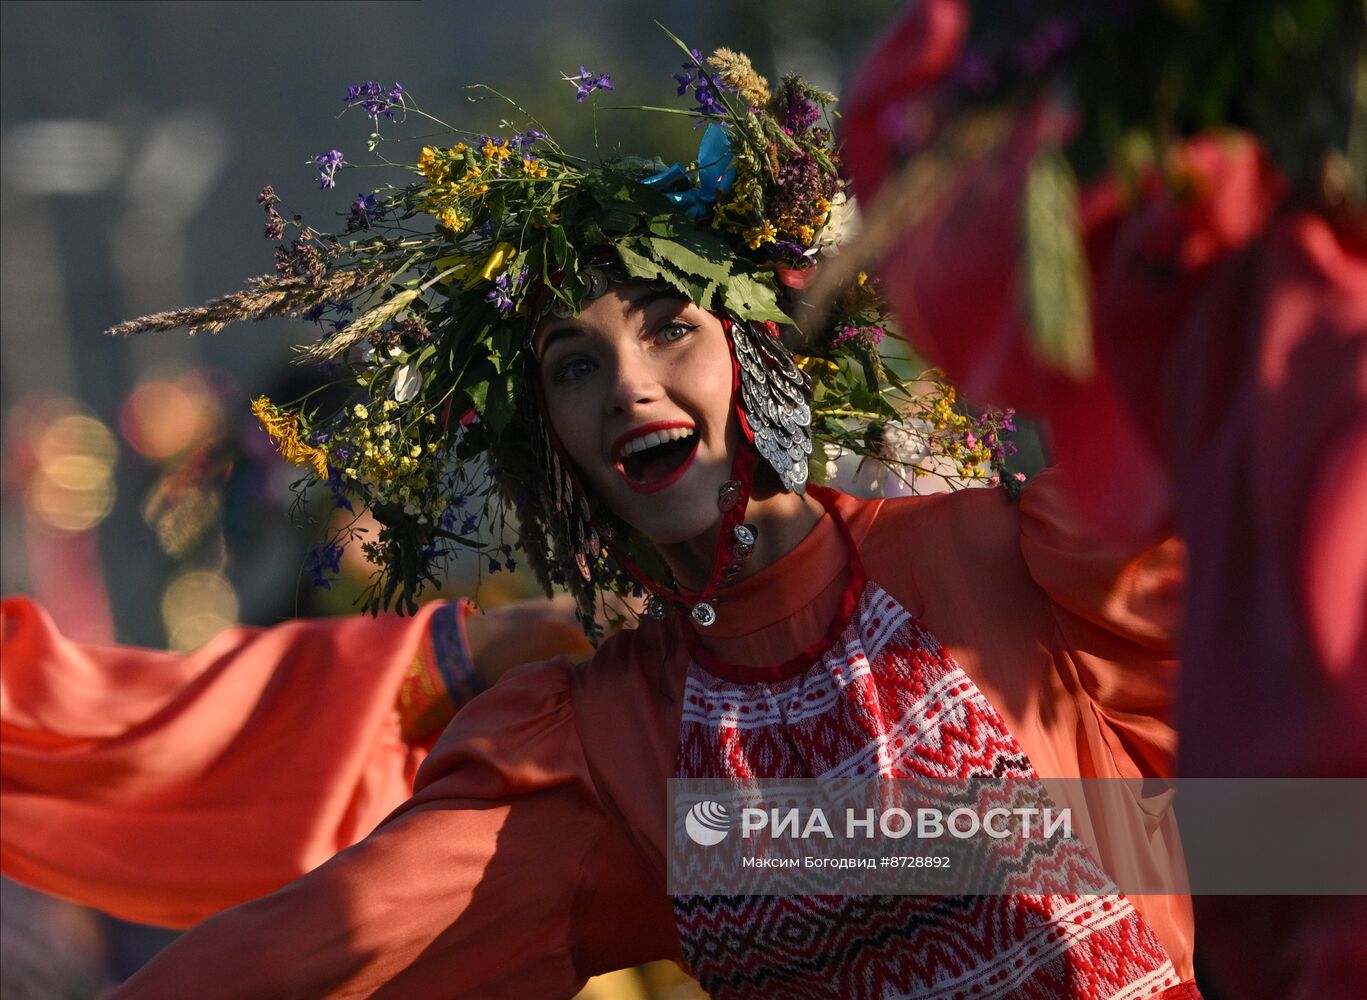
[657,322,694,344]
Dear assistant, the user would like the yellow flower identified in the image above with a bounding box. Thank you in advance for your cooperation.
[481,138,512,162]
[251,396,329,479]
[521,157,549,179]
[353,403,369,419]
[795,355,840,378]
[436,207,468,233]
[743,221,778,249]
[418,146,445,184]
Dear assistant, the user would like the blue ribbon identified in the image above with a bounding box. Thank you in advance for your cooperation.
[642,123,737,220]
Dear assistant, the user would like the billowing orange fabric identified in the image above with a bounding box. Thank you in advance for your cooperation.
[111,473,1194,998]
[843,8,1366,994]
[0,598,449,928]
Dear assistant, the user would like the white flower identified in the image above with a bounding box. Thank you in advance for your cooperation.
[390,362,422,403]
[813,191,861,253]
[821,442,884,499]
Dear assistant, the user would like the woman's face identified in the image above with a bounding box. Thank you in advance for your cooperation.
[534,281,740,545]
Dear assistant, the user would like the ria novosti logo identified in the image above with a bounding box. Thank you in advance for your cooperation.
[684,800,731,846]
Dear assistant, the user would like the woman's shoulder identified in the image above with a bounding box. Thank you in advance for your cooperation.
[851,481,1028,593]
[569,622,688,732]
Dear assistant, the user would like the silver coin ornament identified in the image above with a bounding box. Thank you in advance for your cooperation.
[732,323,813,496]
[586,268,609,300]
[717,480,743,511]
[690,602,717,627]
[645,596,669,620]
[734,523,757,547]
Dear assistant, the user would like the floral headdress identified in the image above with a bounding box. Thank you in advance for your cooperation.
[111,34,1015,635]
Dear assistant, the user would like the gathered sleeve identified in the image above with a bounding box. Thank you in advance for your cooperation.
[1016,470,1186,779]
[112,657,604,1000]
[0,596,479,928]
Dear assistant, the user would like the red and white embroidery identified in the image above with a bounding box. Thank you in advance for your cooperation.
[672,583,1183,1000]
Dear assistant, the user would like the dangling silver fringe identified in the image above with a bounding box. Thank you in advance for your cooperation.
[733,322,813,494]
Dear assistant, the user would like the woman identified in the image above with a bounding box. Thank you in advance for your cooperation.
[20,45,1199,999]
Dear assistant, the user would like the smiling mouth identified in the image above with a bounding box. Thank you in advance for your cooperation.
[616,428,699,494]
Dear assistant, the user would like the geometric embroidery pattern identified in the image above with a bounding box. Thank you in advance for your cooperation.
[672,583,1189,1000]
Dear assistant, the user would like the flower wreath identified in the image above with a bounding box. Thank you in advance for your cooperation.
[111,33,1017,636]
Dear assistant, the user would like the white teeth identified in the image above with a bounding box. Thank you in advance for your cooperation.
[620,427,695,457]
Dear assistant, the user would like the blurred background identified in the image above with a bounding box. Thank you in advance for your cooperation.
[0,0,907,652]
[0,2,906,996]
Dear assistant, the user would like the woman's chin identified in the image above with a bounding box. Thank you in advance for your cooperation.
[621,506,720,547]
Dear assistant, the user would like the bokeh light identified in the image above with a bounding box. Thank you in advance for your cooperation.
[161,570,238,651]
[120,371,223,461]
[11,397,119,533]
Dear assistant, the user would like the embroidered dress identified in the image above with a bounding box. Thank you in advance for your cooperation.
[674,574,1182,999]
[97,472,1199,999]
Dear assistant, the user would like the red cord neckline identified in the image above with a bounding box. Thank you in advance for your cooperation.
[684,484,867,683]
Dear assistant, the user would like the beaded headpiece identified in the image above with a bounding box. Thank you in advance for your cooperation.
[111,34,1016,637]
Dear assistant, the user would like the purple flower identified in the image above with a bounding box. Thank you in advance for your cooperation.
[485,281,513,314]
[343,80,404,122]
[511,129,545,151]
[312,149,344,189]
[325,470,354,512]
[484,266,529,314]
[347,192,379,230]
[778,79,820,134]
[832,325,886,348]
[673,48,735,120]
[305,539,344,589]
[460,513,478,535]
[690,80,728,118]
[563,64,613,102]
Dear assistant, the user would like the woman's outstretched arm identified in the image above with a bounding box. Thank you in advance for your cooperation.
[0,595,590,928]
[110,656,612,1000]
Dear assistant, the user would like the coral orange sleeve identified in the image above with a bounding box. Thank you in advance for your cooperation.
[110,657,603,1000]
[0,597,473,928]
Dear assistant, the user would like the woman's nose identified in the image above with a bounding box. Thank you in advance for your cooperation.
[606,351,663,415]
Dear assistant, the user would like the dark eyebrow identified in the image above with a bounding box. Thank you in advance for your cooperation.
[536,324,583,359]
[626,286,689,315]
[536,287,690,358]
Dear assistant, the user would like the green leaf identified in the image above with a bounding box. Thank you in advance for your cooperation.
[487,326,516,374]
[547,225,570,269]
[856,347,882,394]
[647,233,733,286]
[1020,147,1095,379]
[482,372,517,433]
[615,240,674,284]
[466,379,489,413]
[721,272,791,324]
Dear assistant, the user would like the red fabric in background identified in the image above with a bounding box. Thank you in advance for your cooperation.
[844,3,1367,998]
